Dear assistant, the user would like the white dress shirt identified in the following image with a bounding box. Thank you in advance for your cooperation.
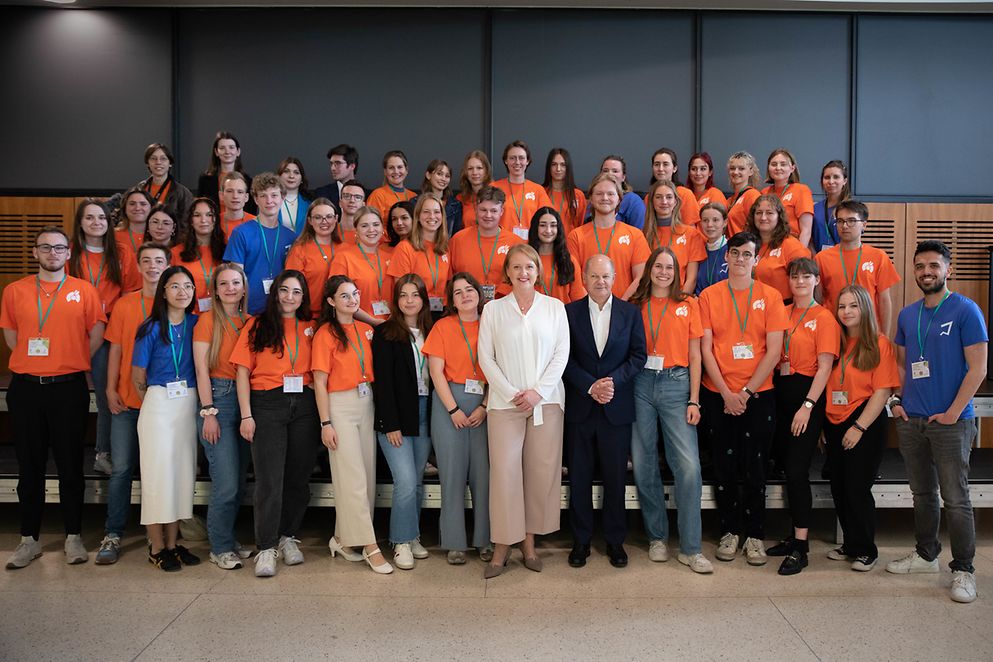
[587,295,613,357]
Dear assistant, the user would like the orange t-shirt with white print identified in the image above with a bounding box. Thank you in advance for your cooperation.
[228,317,314,391]
[755,236,811,301]
[421,315,486,385]
[566,221,651,298]
[699,278,789,393]
[696,186,728,209]
[171,245,218,314]
[74,247,136,316]
[726,187,761,236]
[782,302,840,378]
[285,239,340,316]
[814,243,901,325]
[367,186,417,224]
[762,183,815,239]
[192,310,251,381]
[103,290,154,408]
[329,243,394,322]
[492,179,552,235]
[640,295,703,369]
[386,240,451,299]
[311,320,375,392]
[825,334,900,424]
[538,253,586,304]
[647,225,708,286]
[448,228,524,298]
[545,188,587,236]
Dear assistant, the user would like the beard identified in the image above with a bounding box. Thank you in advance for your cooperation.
[918,275,946,295]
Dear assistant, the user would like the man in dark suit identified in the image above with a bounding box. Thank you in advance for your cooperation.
[313,144,359,206]
[562,254,647,568]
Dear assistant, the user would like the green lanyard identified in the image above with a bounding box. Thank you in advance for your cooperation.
[128,229,139,254]
[423,249,441,291]
[593,223,618,256]
[542,258,557,296]
[774,183,790,201]
[839,346,855,386]
[86,251,105,289]
[226,311,245,334]
[551,189,564,216]
[140,295,149,319]
[256,220,282,279]
[509,183,525,227]
[839,245,864,287]
[784,301,815,358]
[169,317,188,380]
[346,322,368,380]
[647,296,671,354]
[313,238,334,263]
[358,244,384,294]
[727,279,754,340]
[476,230,500,284]
[35,275,67,333]
[915,291,952,360]
[458,317,479,378]
[197,254,213,294]
[284,319,300,373]
[282,200,297,233]
[411,335,426,379]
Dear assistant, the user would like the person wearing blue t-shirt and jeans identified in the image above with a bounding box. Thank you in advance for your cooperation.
[888,240,988,604]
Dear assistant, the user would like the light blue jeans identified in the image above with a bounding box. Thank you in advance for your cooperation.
[377,396,432,544]
[104,407,140,537]
[631,367,703,554]
[89,341,111,454]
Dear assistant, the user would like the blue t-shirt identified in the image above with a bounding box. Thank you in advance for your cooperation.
[616,191,647,230]
[224,220,295,314]
[894,292,988,419]
[132,315,198,387]
[811,200,840,253]
[696,240,729,295]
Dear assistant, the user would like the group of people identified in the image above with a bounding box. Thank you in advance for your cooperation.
[0,134,985,604]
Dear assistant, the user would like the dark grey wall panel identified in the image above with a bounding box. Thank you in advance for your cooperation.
[176,8,486,193]
[855,16,993,198]
[0,9,173,190]
[491,10,696,193]
[700,13,850,195]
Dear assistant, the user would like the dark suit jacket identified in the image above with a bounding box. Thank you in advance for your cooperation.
[313,181,341,207]
[371,325,431,436]
[562,295,646,426]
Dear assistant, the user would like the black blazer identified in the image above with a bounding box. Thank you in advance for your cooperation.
[313,181,341,207]
[197,171,257,215]
[562,296,647,426]
[371,325,430,436]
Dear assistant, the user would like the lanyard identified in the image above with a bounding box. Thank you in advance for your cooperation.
[839,245,864,286]
[508,182,525,226]
[346,322,368,379]
[140,295,150,319]
[411,335,426,379]
[389,186,411,203]
[773,183,790,202]
[423,249,441,290]
[476,230,500,283]
[35,275,67,333]
[822,203,837,244]
[128,228,140,254]
[593,223,618,256]
[256,220,282,278]
[916,291,952,360]
[284,319,300,373]
[282,199,297,232]
[727,279,754,340]
[784,301,815,357]
[225,311,245,334]
[458,317,479,377]
[551,188,564,217]
[86,251,105,289]
[169,317,188,380]
[357,244,384,294]
[729,186,754,208]
[313,238,334,263]
[705,239,726,286]
[647,296,671,354]
[197,252,213,293]
[542,257,557,296]
[839,345,854,386]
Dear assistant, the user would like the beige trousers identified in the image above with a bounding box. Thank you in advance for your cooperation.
[328,389,378,547]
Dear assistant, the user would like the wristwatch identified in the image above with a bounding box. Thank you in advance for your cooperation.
[887,394,903,409]
[802,398,815,409]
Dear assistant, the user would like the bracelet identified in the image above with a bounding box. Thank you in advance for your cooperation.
[320,420,332,428]
[241,415,253,420]
[852,421,867,433]
[448,405,460,415]
[687,401,700,408]
[200,403,214,410]
[742,386,755,398]
[803,397,816,407]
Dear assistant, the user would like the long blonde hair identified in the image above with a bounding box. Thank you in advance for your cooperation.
[642,180,685,250]
[206,262,249,370]
[410,194,449,254]
[837,284,880,372]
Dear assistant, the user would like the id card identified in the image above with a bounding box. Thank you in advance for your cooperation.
[283,374,303,393]
[513,227,529,241]
[645,355,665,371]
[27,337,50,357]
[166,380,189,399]
[779,360,791,376]
[417,378,429,396]
[732,343,754,360]
[429,296,444,312]
[464,378,485,395]
[911,360,930,380]
[198,297,212,312]
[262,278,274,294]
[357,382,371,398]
[831,390,849,406]
[372,300,390,316]
[481,284,496,302]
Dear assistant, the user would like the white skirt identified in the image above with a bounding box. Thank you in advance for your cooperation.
[137,385,198,525]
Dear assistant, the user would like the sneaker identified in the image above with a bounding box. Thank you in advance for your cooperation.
[885,550,939,575]
[778,550,809,576]
[478,546,494,563]
[178,516,208,542]
[95,535,121,565]
[447,550,466,565]
[394,543,415,570]
[826,547,850,561]
[210,551,243,570]
[278,536,304,566]
[851,555,877,572]
[950,571,978,603]
[424,462,439,477]
[93,452,113,475]
[148,547,181,572]
[648,540,669,563]
[6,537,42,569]
[677,552,714,574]
[767,537,795,557]
[716,533,739,562]
[234,542,253,560]
[743,537,767,566]
[254,548,278,577]
[64,534,88,565]
[410,538,429,559]
[172,544,201,566]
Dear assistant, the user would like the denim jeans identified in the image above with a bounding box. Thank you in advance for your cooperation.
[896,417,977,573]
[105,407,140,537]
[89,341,111,454]
[632,367,703,554]
[377,395,432,544]
[197,378,251,555]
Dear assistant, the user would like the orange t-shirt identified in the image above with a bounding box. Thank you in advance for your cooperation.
[814,244,901,325]
[220,212,256,240]
[544,187,587,236]
[284,239,341,316]
[538,253,586,304]
[492,179,553,234]
[193,310,251,380]
[311,320,375,392]
[448,228,524,297]
[782,303,840,377]
[329,244,394,321]
[647,225,708,286]
[0,275,105,377]
[114,228,144,288]
[640,295,703,369]
[458,192,479,228]
[171,245,218,313]
[726,187,761,236]
[762,183,815,239]
[696,186,728,209]
[74,248,136,316]
[386,240,451,298]
[229,317,315,391]
[642,186,701,227]
[566,221,651,298]
[421,315,485,385]
[104,290,155,408]
[699,279,789,392]
[755,236,811,301]
[825,334,900,424]
[367,186,417,224]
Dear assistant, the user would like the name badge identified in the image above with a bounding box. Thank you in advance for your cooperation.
[429,296,444,312]
[645,355,665,371]
[357,382,371,398]
[779,360,791,376]
[732,343,754,360]
[198,297,212,312]
[464,378,485,395]
[417,378,429,396]
[481,284,496,302]
[27,337,50,357]
[372,300,390,316]
[513,227,529,240]
[283,374,303,393]
[166,380,189,399]
[911,360,930,380]
[831,390,849,406]
[262,278,274,294]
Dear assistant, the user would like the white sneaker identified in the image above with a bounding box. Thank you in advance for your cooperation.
[886,550,939,574]
[6,536,42,569]
[826,547,850,561]
[716,533,739,562]
[678,552,715,574]
[743,538,767,566]
[394,543,415,570]
[648,540,669,563]
[410,538,429,559]
[254,548,278,577]
[278,536,304,566]
[234,542,253,560]
[950,571,978,603]
[64,534,88,565]
[210,551,243,570]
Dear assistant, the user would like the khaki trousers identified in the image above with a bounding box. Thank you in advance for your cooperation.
[328,389,377,547]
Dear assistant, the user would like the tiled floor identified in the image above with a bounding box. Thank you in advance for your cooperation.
[1,505,990,661]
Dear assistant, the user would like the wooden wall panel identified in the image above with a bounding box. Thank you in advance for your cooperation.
[864,202,907,327]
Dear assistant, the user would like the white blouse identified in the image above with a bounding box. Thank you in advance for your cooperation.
[478,291,570,425]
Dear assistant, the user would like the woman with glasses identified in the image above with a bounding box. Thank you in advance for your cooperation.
[285,199,343,317]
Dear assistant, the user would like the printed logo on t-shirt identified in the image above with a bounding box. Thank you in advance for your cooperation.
[676,305,689,317]
[676,235,687,245]
[525,192,536,201]
[940,321,954,336]
[753,299,766,310]
[805,319,817,331]
[304,326,314,337]
[618,235,631,245]
[782,192,794,202]
[770,248,782,257]
[365,329,374,341]
[497,245,510,255]
[861,261,875,273]
[720,264,729,275]
[441,255,449,263]
[66,290,81,303]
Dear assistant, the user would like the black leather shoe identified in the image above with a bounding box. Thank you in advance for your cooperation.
[568,543,590,568]
[767,537,795,557]
[777,550,808,576]
[606,544,628,568]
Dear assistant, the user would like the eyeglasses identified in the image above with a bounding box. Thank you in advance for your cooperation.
[36,244,69,255]
[166,283,195,293]
[835,217,863,227]
[329,160,348,168]
[727,249,755,261]
[311,214,337,223]
[340,193,364,202]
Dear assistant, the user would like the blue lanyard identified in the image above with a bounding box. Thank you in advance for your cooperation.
[256,220,282,278]
[169,317,189,380]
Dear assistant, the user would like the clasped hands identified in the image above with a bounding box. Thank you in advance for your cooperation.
[589,377,614,405]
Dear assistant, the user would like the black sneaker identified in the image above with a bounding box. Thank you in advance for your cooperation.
[851,555,877,572]
[148,547,182,572]
[767,537,795,557]
[171,544,201,566]
[778,550,808,576]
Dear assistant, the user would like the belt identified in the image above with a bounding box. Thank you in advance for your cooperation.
[14,372,84,385]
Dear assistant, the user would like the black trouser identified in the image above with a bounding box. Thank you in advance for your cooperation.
[823,402,886,559]
[566,407,631,546]
[249,388,321,551]
[772,373,826,531]
[700,387,776,539]
[8,373,89,538]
